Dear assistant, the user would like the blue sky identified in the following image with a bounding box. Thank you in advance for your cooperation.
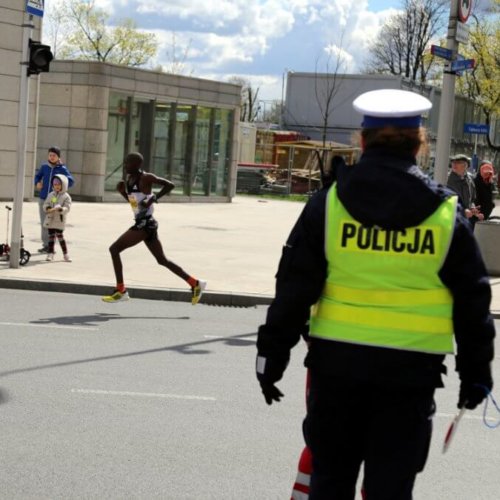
[43,0,493,101]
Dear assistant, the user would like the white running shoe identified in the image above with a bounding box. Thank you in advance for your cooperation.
[46,253,54,261]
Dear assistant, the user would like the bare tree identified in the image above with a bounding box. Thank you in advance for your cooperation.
[315,32,349,147]
[43,5,69,59]
[228,77,260,122]
[260,101,282,124]
[364,0,448,83]
[161,32,194,75]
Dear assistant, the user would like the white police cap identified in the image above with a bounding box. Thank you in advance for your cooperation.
[353,89,432,128]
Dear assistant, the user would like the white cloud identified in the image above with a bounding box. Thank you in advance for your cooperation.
[45,0,403,99]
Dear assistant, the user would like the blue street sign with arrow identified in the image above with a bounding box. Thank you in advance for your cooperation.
[464,123,489,134]
[451,58,475,72]
[431,45,453,60]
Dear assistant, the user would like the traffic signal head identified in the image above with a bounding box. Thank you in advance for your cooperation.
[28,39,53,76]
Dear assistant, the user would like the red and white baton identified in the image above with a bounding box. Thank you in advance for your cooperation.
[442,406,466,453]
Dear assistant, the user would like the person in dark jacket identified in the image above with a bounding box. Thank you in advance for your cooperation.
[256,89,495,499]
[447,154,482,227]
[474,161,496,220]
[34,147,74,253]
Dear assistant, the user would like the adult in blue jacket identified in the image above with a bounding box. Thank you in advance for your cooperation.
[34,146,74,252]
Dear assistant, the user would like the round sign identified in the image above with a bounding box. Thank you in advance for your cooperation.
[458,0,473,23]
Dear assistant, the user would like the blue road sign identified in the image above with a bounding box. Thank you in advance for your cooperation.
[431,45,453,60]
[451,58,475,72]
[464,123,489,134]
[26,0,44,17]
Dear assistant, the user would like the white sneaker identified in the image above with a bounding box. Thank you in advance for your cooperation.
[64,254,72,262]
[46,253,54,261]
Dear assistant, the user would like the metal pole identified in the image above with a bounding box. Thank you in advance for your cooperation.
[434,0,459,185]
[287,145,294,195]
[10,14,34,268]
[280,69,287,130]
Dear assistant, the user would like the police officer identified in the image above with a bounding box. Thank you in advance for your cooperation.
[256,89,495,499]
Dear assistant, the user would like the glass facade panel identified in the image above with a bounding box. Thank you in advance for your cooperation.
[105,93,129,191]
[131,100,155,169]
[152,103,171,178]
[171,105,194,195]
[106,92,234,198]
[211,109,233,196]
[192,107,212,196]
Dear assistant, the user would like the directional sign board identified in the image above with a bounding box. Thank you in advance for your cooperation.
[26,0,44,17]
[455,21,470,43]
[464,123,489,135]
[451,58,475,72]
[431,45,453,60]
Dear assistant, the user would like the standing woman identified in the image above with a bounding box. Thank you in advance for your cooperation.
[474,161,496,220]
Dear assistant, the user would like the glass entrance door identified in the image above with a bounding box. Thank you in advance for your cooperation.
[171,105,195,195]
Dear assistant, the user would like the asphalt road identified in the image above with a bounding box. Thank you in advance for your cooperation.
[0,290,499,499]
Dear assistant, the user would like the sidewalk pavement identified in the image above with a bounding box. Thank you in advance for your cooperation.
[0,195,499,316]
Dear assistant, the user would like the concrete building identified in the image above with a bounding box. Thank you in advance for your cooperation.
[283,72,499,167]
[37,61,241,202]
[0,1,42,200]
[1,1,241,203]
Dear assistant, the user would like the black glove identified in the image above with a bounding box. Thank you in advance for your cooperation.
[259,381,284,405]
[458,382,492,410]
[256,354,289,405]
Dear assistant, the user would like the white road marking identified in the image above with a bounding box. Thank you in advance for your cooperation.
[436,412,485,421]
[203,335,223,339]
[71,388,216,401]
[0,322,98,331]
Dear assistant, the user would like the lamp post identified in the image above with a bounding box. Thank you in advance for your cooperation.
[280,68,288,130]
[434,0,472,184]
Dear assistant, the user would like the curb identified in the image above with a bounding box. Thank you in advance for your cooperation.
[1,277,498,317]
[0,278,273,308]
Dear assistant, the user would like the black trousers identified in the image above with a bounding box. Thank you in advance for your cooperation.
[303,371,435,500]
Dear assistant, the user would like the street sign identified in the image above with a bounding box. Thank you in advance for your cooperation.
[455,53,465,76]
[451,58,475,72]
[458,0,473,23]
[26,0,44,17]
[431,45,453,60]
[455,21,470,43]
[464,123,489,134]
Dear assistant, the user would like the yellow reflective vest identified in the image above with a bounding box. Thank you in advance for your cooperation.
[310,185,457,354]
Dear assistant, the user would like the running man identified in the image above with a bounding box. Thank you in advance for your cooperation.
[102,152,206,305]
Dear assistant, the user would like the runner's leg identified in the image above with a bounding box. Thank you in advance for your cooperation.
[144,237,193,283]
[109,229,147,285]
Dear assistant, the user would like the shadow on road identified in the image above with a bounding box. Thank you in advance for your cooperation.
[31,312,190,327]
[0,332,257,378]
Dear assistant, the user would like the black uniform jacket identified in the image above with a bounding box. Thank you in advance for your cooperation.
[474,175,496,220]
[257,147,495,388]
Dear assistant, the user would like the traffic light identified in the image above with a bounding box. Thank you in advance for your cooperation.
[28,39,53,76]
